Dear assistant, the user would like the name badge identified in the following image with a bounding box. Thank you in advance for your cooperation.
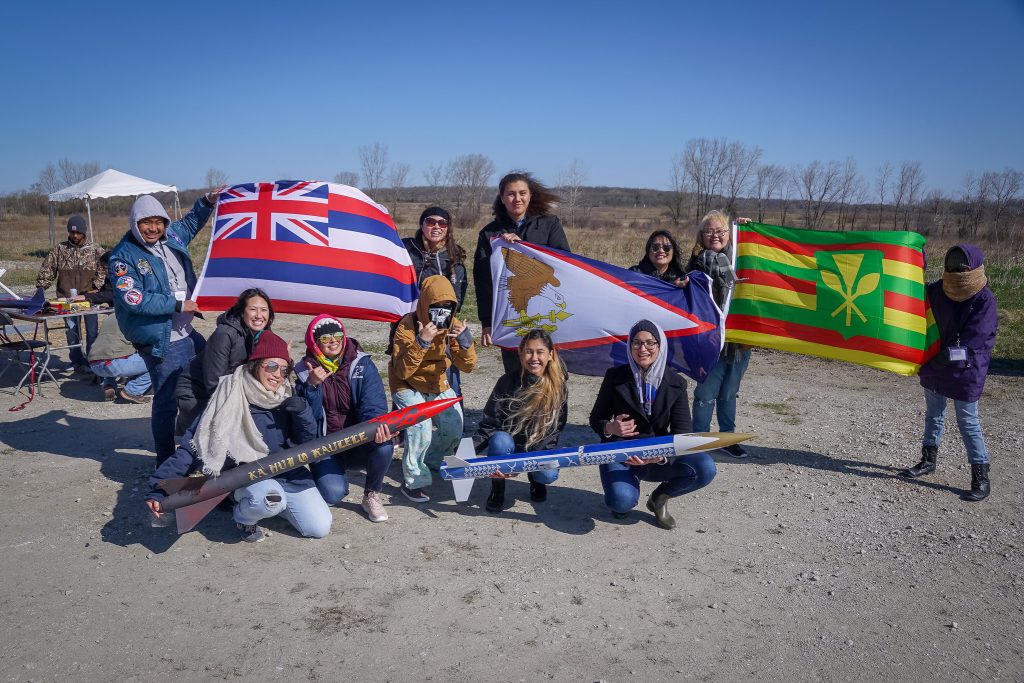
[174,291,187,302]
[947,346,967,362]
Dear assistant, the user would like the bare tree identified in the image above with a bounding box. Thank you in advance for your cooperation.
[779,173,797,226]
[753,164,786,223]
[334,171,359,187]
[722,142,762,216]
[205,168,228,190]
[683,137,730,219]
[57,158,100,186]
[556,159,588,230]
[846,175,870,231]
[422,164,448,205]
[794,160,843,229]
[875,161,892,230]
[385,162,411,215]
[32,163,61,195]
[983,167,1023,246]
[892,161,924,230]
[357,143,389,196]
[923,189,953,238]
[665,152,689,227]
[958,172,988,239]
[445,154,495,229]
[834,157,860,230]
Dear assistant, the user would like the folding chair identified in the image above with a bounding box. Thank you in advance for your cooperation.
[0,310,59,397]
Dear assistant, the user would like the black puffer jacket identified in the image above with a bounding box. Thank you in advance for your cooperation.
[402,236,468,311]
[188,312,256,400]
[630,259,687,283]
[472,371,568,454]
[473,214,570,328]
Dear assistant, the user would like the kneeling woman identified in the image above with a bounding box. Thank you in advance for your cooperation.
[589,320,716,529]
[146,331,332,542]
[473,330,568,513]
[295,315,394,523]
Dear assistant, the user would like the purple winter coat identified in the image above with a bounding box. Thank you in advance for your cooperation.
[918,244,998,402]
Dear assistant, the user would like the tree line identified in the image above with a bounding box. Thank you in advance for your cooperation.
[3,144,1021,246]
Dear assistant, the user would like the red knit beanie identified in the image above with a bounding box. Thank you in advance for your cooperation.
[249,330,291,363]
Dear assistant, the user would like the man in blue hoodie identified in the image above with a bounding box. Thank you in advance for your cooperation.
[109,190,221,466]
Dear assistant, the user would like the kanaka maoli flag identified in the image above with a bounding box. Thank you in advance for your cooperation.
[490,238,722,379]
[194,181,417,322]
[727,222,939,375]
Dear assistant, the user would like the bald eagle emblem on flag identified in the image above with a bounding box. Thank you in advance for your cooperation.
[500,248,572,335]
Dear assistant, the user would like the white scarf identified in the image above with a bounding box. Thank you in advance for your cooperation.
[627,320,668,417]
[192,365,291,476]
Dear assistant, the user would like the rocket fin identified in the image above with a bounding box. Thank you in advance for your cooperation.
[450,438,480,503]
[174,493,230,534]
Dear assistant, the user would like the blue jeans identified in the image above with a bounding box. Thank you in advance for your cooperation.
[233,478,332,539]
[692,348,752,432]
[923,387,989,465]
[142,331,204,466]
[600,453,717,514]
[487,431,559,485]
[393,387,462,489]
[89,354,152,396]
[66,314,99,368]
[310,440,394,504]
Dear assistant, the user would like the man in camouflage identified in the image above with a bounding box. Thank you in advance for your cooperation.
[36,214,106,372]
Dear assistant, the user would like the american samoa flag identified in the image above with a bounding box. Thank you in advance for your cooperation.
[490,239,722,379]
[194,181,417,322]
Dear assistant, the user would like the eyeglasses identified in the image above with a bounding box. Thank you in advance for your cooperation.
[318,332,345,345]
[423,218,449,228]
[649,244,672,253]
[630,340,660,350]
[702,229,728,238]
[260,360,290,375]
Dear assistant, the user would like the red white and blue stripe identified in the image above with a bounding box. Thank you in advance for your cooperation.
[194,181,417,322]
[490,239,723,380]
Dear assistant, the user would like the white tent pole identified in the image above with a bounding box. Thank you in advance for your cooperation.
[174,192,181,219]
[86,199,94,243]
[47,202,56,248]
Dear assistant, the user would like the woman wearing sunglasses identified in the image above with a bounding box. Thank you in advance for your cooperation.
[401,206,468,394]
[590,319,716,530]
[686,210,753,457]
[146,331,333,543]
[294,315,395,523]
[630,230,688,286]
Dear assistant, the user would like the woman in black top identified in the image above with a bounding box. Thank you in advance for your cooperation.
[473,172,570,374]
[630,230,687,286]
[590,319,716,529]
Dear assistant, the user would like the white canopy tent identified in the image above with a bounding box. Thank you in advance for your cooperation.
[47,168,180,245]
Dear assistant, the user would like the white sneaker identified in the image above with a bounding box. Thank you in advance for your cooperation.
[361,491,388,522]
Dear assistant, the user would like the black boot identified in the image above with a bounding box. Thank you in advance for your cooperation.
[486,479,506,513]
[529,481,547,502]
[645,485,676,530]
[964,463,990,501]
[901,445,938,478]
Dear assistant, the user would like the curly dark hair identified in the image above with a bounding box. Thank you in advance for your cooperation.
[491,171,561,221]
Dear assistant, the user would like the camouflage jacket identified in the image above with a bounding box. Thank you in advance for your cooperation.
[36,239,106,297]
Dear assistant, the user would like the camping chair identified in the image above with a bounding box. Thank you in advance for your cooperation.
[0,310,59,397]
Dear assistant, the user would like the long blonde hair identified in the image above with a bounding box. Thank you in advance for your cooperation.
[503,330,567,450]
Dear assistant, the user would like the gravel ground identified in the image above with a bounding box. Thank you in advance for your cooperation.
[0,312,1021,682]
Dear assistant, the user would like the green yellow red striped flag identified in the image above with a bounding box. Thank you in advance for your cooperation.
[725,222,940,375]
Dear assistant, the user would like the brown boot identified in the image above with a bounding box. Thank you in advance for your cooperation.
[646,486,676,530]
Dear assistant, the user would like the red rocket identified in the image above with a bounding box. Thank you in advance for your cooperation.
[156,395,462,533]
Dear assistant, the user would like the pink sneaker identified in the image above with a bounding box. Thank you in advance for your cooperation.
[361,490,388,522]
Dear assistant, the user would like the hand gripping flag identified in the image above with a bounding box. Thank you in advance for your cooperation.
[726,222,939,375]
[490,239,722,379]
[194,181,417,322]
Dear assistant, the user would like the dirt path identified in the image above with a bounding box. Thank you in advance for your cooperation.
[1,313,1021,682]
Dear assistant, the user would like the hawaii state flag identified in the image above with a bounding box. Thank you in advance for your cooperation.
[727,222,939,375]
[194,181,417,322]
[490,239,722,379]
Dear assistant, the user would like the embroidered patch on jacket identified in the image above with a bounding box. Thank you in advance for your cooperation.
[112,261,129,277]
[136,259,152,275]
[124,289,144,306]
[116,276,135,291]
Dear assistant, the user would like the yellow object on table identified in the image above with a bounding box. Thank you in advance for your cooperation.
[48,300,92,314]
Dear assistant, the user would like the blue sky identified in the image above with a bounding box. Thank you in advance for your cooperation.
[3,0,1022,196]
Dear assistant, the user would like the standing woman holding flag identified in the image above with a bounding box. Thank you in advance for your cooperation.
[474,171,570,374]
[687,210,753,457]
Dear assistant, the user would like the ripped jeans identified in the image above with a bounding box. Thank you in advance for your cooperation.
[232,478,333,538]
